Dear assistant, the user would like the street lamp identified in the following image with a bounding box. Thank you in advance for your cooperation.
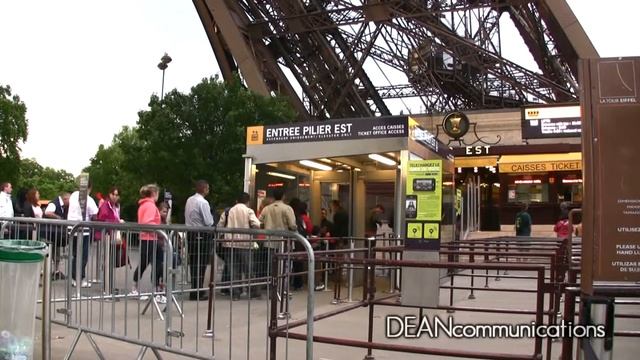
[158,52,172,102]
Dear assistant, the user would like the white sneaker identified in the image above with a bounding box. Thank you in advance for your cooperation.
[128,288,139,297]
[140,295,149,301]
[155,295,167,304]
[81,280,91,288]
[71,280,77,287]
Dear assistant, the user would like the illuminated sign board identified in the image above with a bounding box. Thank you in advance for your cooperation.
[521,105,581,139]
[499,160,582,173]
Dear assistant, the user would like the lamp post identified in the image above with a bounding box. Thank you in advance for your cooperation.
[158,52,172,102]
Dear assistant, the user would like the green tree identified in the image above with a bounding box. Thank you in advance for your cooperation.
[83,126,145,220]
[16,159,75,200]
[135,76,295,212]
[85,75,295,221]
[0,85,28,184]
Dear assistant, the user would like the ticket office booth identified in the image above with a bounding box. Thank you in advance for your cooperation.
[244,116,454,307]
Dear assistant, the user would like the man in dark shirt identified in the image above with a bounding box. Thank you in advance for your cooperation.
[515,203,532,236]
[330,200,349,240]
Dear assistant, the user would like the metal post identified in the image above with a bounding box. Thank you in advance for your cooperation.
[476,175,481,231]
[347,238,354,302]
[42,245,52,360]
[460,197,465,240]
[160,69,166,102]
[323,240,329,290]
[158,231,173,347]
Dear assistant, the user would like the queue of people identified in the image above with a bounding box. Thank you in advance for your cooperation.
[0,179,349,302]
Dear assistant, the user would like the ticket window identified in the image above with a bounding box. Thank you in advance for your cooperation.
[507,175,550,203]
[559,175,583,203]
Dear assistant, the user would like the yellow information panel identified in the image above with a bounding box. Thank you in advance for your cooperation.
[406,160,442,221]
[405,160,442,250]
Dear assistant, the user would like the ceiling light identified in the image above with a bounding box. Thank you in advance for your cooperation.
[319,158,333,164]
[300,160,332,171]
[354,167,361,172]
[266,171,296,180]
[368,153,397,166]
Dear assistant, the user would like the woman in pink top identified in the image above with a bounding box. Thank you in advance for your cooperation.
[95,186,123,240]
[131,184,164,302]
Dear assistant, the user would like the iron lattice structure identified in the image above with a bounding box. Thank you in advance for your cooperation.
[194,0,596,120]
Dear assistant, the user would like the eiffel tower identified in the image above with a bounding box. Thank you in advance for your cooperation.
[193,0,597,120]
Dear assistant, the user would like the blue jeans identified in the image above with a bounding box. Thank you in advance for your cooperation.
[71,234,90,281]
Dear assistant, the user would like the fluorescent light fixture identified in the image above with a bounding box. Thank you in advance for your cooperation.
[354,167,361,172]
[368,153,397,166]
[299,160,332,171]
[266,171,296,180]
[515,179,542,184]
[562,179,583,184]
[319,158,333,164]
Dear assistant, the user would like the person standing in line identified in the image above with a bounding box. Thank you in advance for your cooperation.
[217,192,261,299]
[365,204,384,238]
[0,182,14,219]
[96,187,124,293]
[287,198,308,291]
[515,203,532,237]
[44,191,70,280]
[131,184,165,304]
[319,208,333,235]
[22,188,43,219]
[157,201,173,290]
[330,200,349,242]
[258,188,297,291]
[329,199,349,301]
[184,180,215,300]
[554,212,572,240]
[68,180,99,288]
[96,187,123,225]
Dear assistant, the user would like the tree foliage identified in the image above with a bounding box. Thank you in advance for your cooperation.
[84,76,296,221]
[0,85,29,184]
[16,159,76,200]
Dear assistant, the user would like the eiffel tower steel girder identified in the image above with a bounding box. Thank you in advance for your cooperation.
[194,0,597,119]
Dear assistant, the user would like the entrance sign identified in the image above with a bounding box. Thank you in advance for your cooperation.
[405,160,442,250]
[580,57,640,294]
[246,116,408,145]
[521,104,581,139]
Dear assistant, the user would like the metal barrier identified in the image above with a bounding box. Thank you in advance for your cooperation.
[9,214,633,359]
[274,238,551,360]
[1,217,315,360]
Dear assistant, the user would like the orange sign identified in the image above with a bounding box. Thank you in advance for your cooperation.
[246,126,264,145]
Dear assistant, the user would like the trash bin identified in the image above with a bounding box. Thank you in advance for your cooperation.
[0,240,47,360]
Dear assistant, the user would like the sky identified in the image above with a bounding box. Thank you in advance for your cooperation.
[1,0,639,176]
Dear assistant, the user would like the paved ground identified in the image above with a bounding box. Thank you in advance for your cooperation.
[29,229,639,359]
